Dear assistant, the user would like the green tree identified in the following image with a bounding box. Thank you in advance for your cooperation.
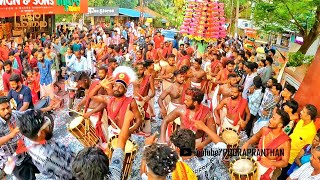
[88,0,138,9]
[254,0,320,54]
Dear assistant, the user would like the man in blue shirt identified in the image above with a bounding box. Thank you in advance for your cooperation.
[37,51,54,100]
[7,74,33,111]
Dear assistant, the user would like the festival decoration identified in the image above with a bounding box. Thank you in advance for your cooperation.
[180,0,226,42]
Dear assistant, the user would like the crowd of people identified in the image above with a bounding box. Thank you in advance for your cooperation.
[0,21,319,180]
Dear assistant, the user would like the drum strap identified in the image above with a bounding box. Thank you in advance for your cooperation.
[138,75,151,98]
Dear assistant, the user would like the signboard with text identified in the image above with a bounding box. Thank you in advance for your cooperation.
[86,7,119,17]
[0,0,88,17]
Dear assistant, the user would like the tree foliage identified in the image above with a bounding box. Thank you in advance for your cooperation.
[88,0,138,9]
[254,0,320,53]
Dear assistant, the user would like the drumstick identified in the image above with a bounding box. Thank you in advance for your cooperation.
[68,109,84,116]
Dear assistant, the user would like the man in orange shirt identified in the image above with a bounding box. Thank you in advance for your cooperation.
[153,31,164,49]
[0,39,9,61]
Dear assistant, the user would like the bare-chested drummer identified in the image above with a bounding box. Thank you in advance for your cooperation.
[216,73,238,104]
[83,67,143,141]
[159,54,177,82]
[214,85,250,131]
[158,70,186,140]
[190,58,206,90]
[160,87,216,150]
[242,109,291,179]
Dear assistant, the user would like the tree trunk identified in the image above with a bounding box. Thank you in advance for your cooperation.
[299,35,318,54]
[298,5,320,54]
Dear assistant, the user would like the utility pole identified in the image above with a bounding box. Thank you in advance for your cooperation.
[234,0,239,38]
[140,0,144,25]
[230,0,234,35]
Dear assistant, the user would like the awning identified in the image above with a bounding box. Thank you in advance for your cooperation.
[119,8,154,18]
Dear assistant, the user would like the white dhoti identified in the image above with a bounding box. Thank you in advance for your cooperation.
[40,83,55,99]
[252,118,269,135]
[221,116,240,132]
[154,63,161,72]
[191,81,201,89]
[166,102,183,142]
[135,100,151,136]
[51,69,57,83]
[159,60,169,67]
[253,156,275,179]
[87,108,109,141]
[162,79,173,107]
[167,102,183,125]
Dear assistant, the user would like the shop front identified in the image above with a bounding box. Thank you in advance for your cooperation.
[0,0,88,39]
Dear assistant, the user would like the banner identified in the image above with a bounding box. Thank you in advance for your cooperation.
[0,0,88,17]
[86,7,119,17]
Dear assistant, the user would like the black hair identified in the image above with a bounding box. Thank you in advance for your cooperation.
[253,76,262,88]
[144,60,154,68]
[245,62,255,72]
[273,83,282,93]
[306,104,318,120]
[232,84,243,93]
[283,100,299,114]
[3,60,12,67]
[228,73,237,79]
[173,69,184,76]
[31,49,38,56]
[180,65,190,74]
[74,71,90,82]
[108,58,117,63]
[72,147,110,180]
[194,58,202,65]
[98,65,108,73]
[275,109,290,127]
[266,56,273,64]
[170,129,196,153]
[181,50,187,56]
[114,46,120,53]
[0,96,10,104]
[9,73,21,83]
[16,110,45,139]
[167,54,175,59]
[143,144,178,177]
[260,59,266,67]
[185,87,204,104]
[284,84,296,95]
[9,51,15,57]
[226,60,235,66]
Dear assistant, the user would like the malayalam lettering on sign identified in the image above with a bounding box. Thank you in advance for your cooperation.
[0,0,88,17]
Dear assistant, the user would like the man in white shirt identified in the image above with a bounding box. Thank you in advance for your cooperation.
[287,146,320,180]
[241,62,258,99]
[67,51,88,73]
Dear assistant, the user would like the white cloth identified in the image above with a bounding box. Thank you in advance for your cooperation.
[40,83,54,99]
[167,102,182,125]
[242,72,258,99]
[86,49,96,74]
[253,156,275,179]
[68,56,88,72]
[222,116,240,131]
[252,118,269,134]
[191,81,201,89]
[51,69,56,83]
[290,162,320,180]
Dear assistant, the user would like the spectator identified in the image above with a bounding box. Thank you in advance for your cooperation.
[2,60,22,93]
[0,39,9,61]
[7,74,33,111]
